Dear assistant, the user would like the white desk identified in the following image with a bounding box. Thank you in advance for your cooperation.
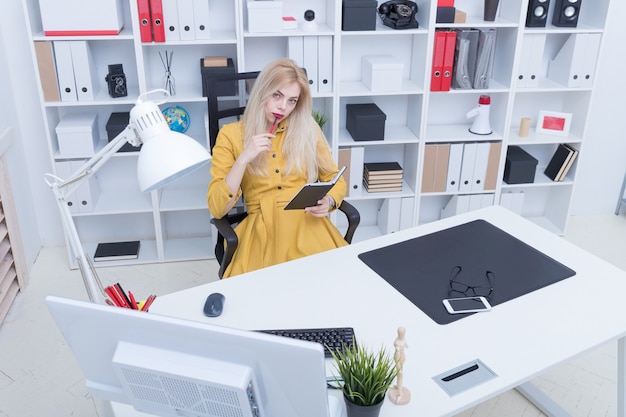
[146,206,626,417]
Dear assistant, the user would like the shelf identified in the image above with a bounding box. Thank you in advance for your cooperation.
[23,0,610,267]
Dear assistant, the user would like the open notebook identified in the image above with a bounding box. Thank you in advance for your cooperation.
[284,166,346,210]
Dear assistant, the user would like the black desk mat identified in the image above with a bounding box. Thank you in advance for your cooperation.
[358,220,576,324]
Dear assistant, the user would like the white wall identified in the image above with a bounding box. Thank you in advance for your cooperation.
[570,0,626,215]
[0,1,624,252]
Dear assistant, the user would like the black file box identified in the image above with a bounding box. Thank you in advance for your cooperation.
[342,0,377,31]
[201,57,236,97]
[346,103,386,141]
[504,146,538,184]
[106,112,140,153]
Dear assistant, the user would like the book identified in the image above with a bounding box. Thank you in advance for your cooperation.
[557,145,579,181]
[364,162,403,175]
[544,144,575,181]
[364,184,403,192]
[94,241,140,261]
[284,166,346,210]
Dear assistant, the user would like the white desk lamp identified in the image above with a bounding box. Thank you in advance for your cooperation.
[44,90,211,305]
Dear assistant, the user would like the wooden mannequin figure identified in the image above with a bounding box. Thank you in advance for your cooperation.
[388,326,411,405]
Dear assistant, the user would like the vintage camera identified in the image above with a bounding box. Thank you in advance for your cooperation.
[378,0,419,29]
[105,64,127,98]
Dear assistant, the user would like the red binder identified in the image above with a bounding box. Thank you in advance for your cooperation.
[137,0,152,42]
[150,0,165,42]
[441,31,457,91]
[438,0,454,6]
[431,31,446,91]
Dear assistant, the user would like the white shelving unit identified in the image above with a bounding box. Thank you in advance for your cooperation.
[22,0,611,267]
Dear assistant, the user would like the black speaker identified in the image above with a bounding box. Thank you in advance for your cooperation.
[552,0,582,27]
[526,0,550,27]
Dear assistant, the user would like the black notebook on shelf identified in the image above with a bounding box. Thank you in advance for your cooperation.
[94,241,140,262]
[284,166,346,210]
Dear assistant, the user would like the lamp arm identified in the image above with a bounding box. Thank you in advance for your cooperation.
[43,125,139,305]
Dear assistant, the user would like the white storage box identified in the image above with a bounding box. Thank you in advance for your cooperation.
[39,0,124,36]
[247,0,283,33]
[362,55,404,92]
[56,114,100,156]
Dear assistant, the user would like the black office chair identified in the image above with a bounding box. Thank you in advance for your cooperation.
[204,71,360,278]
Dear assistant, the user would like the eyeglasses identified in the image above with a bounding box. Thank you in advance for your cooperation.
[448,266,495,299]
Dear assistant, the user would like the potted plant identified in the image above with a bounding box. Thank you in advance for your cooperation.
[312,109,328,129]
[330,341,398,417]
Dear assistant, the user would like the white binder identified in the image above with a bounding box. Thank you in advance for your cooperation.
[193,0,211,39]
[517,34,546,88]
[349,146,365,196]
[317,36,333,93]
[54,41,78,102]
[580,33,601,88]
[446,143,464,192]
[177,0,196,40]
[162,0,180,41]
[70,160,100,213]
[458,143,477,192]
[55,161,78,213]
[70,41,99,101]
[399,197,414,229]
[471,141,491,191]
[303,36,319,93]
[377,198,401,234]
[548,33,600,88]
[288,36,304,67]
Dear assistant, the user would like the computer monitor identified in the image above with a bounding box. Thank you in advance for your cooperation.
[46,296,335,417]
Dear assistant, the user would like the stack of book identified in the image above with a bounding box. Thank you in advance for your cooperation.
[363,162,403,192]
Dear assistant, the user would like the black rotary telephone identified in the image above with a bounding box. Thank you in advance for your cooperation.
[378,0,419,29]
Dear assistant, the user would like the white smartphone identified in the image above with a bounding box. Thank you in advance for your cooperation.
[442,296,492,314]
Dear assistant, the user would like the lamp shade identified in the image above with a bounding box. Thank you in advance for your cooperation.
[130,97,211,192]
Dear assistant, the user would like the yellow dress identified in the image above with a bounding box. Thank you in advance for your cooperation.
[208,119,348,278]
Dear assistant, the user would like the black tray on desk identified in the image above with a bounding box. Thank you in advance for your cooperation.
[358,220,576,324]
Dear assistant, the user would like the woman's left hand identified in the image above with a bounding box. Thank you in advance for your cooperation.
[304,196,334,217]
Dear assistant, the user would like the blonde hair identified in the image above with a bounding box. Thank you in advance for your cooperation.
[243,58,331,183]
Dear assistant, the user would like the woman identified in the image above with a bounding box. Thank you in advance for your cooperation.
[207,58,348,278]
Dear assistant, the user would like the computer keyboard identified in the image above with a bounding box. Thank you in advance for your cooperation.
[258,327,355,357]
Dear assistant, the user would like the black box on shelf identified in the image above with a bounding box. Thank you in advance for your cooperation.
[106,112,140,153]
[504,146,538,184]
[201,57,236,97]
[436,7,456,23]
[346,103,386,141]
[342,0,377,31]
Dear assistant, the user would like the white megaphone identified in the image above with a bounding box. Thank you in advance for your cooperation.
[467,95,493,135]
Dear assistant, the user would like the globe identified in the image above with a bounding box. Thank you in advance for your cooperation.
[162,105,190,133]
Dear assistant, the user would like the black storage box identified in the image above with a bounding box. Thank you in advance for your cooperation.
[342,0,377,31]
[436,7,456,23]
[106,112,140,153]
[201,57,236,97]
[346,103,386,141]
[504,146,538,184]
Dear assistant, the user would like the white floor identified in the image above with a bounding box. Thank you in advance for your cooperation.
[1,213,626,417]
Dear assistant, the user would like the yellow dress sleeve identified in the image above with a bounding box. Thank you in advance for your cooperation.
[207,122,244,218]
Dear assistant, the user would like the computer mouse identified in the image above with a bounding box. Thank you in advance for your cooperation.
[203,292,225,317]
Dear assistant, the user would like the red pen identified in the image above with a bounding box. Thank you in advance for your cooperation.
[128,291,138,310]
[141,295,157,312]
[269,113,283,134]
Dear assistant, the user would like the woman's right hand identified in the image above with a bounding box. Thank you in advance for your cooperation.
[239,133,274,164]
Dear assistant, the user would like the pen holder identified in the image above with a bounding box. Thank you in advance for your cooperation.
[484,0,500,21]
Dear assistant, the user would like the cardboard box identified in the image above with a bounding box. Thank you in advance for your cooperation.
[342,0,377,31]
[504,146,538,184]
[362,55,404,91]
[39,0,124,36]
[247,0,283,33]
[346,103,386,141]
[56,114,99,156]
